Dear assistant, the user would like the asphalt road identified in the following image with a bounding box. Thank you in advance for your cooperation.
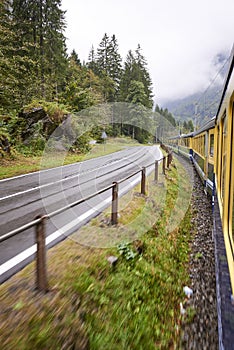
[0,145,162,283]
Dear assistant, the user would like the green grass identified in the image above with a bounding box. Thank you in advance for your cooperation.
[72,170,167,248]
[0,157,193,349]
[0,137,140,180]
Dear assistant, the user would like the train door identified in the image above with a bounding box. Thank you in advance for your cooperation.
[208,131,214,184]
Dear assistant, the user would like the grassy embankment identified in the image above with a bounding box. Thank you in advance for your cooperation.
[0,137,140,180]
[0,156,193,349]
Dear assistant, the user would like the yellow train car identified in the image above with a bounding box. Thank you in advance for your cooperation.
[191,117,215,191]
[167,45,234,347]
[168,132,193,159]
[214,45,234,296]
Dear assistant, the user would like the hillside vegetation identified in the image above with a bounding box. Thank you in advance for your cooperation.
[0,1,155,159]
[0,157,194,349]
[164,51,229,128]
[164,85,222,126]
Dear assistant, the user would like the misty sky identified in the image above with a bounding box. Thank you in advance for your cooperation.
[61,0,234,105]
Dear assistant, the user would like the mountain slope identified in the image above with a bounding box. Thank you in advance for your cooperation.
[163,50,229,126]
[163,84,223,126]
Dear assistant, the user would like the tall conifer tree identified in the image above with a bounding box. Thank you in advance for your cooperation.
[95,33,122,101]
[96,33,110,73]
[119,45,153,108]
[108,35,122,95]
[11,0,67,100]
[0,0,37,109]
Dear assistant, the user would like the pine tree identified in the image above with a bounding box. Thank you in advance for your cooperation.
[187,120,194,132]
[62,55,112,111]
[119,50,136,102]
[11,0,67,100]
[108,35,122,90]
[125,81,153,143]
[127,81,147,105]
[70,50,81,66]
[95,33,122,101]
[87,45,99,74]
[38,0,67,99]
[134,44,153,107]
[119,45,153,108]
[154,105,176,128]
[0,0,38,109]
[0,0,16,109]
[96,33,110,74]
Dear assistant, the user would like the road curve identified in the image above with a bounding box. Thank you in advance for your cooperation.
[0,145,162,283]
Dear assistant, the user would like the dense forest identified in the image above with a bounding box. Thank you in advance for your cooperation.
[0,0,178,157]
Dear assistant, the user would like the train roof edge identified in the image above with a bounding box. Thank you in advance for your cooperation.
[215,43,234,121]
[193,116,216,136]
[168,45,234,140]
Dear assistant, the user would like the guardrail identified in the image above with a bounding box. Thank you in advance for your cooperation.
[0,151,173,292]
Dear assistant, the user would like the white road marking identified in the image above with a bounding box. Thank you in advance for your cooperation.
[0,147,162,279]
[0,146,148,201]
[0,174,140,277]
[0,146,143,184]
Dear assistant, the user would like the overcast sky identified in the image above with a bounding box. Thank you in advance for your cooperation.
[61,0,234,105]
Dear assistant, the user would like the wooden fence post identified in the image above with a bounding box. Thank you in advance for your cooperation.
[111,182,118,225]
[154,161,158,183]
[141,167,146,195]
[162,157,166,175]
[35,216,48,292]
[169,152,173,165]
[167,154,170,168]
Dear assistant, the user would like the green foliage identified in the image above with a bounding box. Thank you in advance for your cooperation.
[70,49,81,66]
[61,59,104,110]
[0,0,38,110]
[72,133,91,153]
[95,33,122,100]
[187,120,194,132]
[127,80,148,105]
[13,301,24,311]
[119,45,153,108]
[0,125,11,157]
[1,100,70,155]
[0,0,67,110]
[125,100,153,143]
[23,100,69,123]
[155,104,176,127]
[84,162,191,348]
[117,242,137,261]
[0,6,156,155]
[0,158,193,348]
[90,124,116,143]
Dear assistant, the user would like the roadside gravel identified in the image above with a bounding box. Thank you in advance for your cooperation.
[179,158,218,349]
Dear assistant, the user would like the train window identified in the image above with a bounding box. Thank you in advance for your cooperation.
[210,134,214,157]
[201,135,205,156]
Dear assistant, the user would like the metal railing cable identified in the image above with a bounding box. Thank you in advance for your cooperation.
[0,155,167,244]
[0,152,172,291]
[0,156,167,243]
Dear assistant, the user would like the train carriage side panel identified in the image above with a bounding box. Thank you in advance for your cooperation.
[224,93,234,294]
[215,58,234,295]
